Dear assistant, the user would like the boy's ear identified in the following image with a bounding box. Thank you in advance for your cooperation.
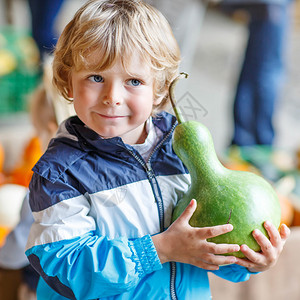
[67,78,73,98]
[153,88,167,106]
[67,88,73,99]
[153,95,164,106]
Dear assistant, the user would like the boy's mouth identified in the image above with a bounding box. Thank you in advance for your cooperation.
[98,113,125,119]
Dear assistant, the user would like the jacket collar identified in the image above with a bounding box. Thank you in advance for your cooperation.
[32,111,177,182]
[65,111,177,153]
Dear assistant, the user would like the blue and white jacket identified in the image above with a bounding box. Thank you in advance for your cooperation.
[26,111,253,300]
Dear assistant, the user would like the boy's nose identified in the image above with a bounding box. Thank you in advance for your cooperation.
[103,98,121,106]
[103,83,122,106]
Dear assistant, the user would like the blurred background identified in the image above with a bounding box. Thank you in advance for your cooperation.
[0,0,299,167]
[0,0,300,299]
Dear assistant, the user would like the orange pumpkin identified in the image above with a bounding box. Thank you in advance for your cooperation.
[0,226,10,247]
[223,161,260,174]
[277,193,294,227]
[0,143,6,186]
[0,144,8,246]
[9,136,43,187]
[292,211,300,226]
[0,143,4,173]
[291,195,300,226]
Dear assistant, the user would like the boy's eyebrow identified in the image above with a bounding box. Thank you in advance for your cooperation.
[128,72,150,78]
[125,69,153,79]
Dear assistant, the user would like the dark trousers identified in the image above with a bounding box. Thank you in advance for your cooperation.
[28,0,65,58]
[223,2,292,146]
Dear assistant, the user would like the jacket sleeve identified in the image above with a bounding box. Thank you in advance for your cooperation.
[212,263,259,283]
[25,174,162,300]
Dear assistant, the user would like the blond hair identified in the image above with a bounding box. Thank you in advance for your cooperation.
[52,0,180,113]
[30,85,57,135]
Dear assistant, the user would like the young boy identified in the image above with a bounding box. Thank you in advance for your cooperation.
[25,1,289,299]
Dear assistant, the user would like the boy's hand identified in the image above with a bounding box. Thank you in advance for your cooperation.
[234,221,290,272]
[152,199,240,270]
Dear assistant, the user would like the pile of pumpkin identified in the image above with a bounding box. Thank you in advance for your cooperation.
[222,145,300,228]
[0,138,42,246]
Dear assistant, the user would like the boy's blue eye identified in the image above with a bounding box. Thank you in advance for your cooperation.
[89,75,103,83]
[128,79,141,86]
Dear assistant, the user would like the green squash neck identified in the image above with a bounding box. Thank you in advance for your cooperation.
[173,121,228,186]
[169,73,227,185]
[187,151,227,186]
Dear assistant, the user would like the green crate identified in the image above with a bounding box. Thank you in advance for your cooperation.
[0,26,41,115]
[0,71,41,114]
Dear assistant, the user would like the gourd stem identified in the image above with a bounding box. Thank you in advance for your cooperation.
[169,72,189,124]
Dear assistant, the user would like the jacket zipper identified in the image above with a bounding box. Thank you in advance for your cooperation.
[127,122,178,300]
[124,148,165,231]
[170,262,178,300]
[146,162,165,232]
[148,123,178,300]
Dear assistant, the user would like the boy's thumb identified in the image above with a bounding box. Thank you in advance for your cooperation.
[179,199,197,223]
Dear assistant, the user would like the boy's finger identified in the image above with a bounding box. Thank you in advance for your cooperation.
[252,229,274,255]
[263,221,281,246]
[239,244,262,263]
[198,223,234,239]
[192,224,235,240]
[279,223,290,242]
[208,254,237,266]
[177,199,197,223]
[206,242,240,255]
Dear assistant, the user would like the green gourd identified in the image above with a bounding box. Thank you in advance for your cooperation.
[170,73,281,258]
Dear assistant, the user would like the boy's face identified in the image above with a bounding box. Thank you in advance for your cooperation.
[69,52,163,145]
